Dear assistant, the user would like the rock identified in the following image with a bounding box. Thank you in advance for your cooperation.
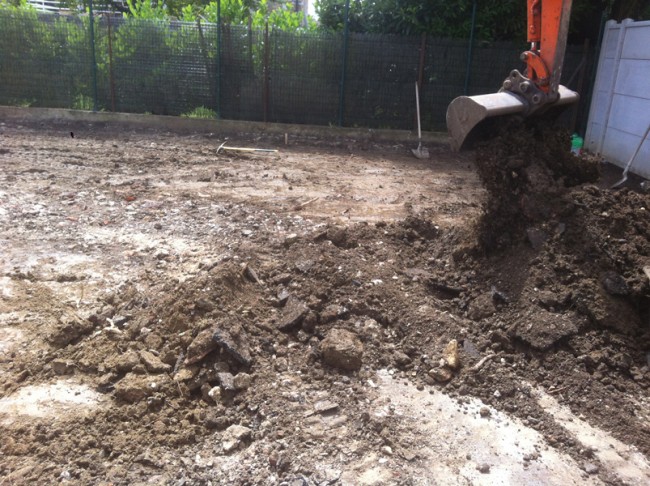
[112,350,140,373]
[643,266,650,283]
[114,373,154,403]
[313,400,339,414]
[284,233,299,247]
[510,308,579,350]
[320,304,349,323]
[443,339,460,370]
[51,359,74,375]
[277,288,291,305]
[277,296,309,331]
[320,328,364,371]
[326,226,347,247]
[393,351,412,367]
[467,294,496,320]
[584,462,599,475]
[602,271,629,296]
[222,424,252,453]
[477,463,491,474]
[218,372,235,391]
[479,407,491,417]
[242,264,262,284]
[185,329,219,365]
[381,445,393,456]
[428,367,454,383]
[526,227,548,250]
[213,324,252,366]
[139,350,172,373]
[208,386,222,403]
[47,312,94,347]
[233,373,252,390]
[174,366,199,382]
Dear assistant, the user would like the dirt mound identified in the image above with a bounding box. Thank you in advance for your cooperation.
[474,124,600,250]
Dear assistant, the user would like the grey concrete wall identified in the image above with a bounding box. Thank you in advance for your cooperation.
[585,19,650,179]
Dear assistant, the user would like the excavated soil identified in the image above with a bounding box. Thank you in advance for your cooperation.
[0,118,649,485]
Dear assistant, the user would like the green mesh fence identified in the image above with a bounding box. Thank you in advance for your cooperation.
[0,9,592,131]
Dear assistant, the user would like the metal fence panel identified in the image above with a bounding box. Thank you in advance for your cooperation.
[0,10,593,132]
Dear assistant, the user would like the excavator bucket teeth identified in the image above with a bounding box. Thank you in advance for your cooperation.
[446,85,579,152]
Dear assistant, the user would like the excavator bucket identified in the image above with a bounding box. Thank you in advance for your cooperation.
[446,85,579,152]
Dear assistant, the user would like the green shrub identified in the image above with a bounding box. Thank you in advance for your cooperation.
[181,106,217,119]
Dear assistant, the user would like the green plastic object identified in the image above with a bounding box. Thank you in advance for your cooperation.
[571,134,584,154]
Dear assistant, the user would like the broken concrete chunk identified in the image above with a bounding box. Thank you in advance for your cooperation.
[443,339,460,370]
[184,329,219,365]
[320,328,363,371]
[218,372,235,391]
[277,295,309,331]
[213,325,252,366]
[139,350,172,373]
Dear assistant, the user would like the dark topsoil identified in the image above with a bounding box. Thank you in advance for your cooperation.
[1,125,649,485]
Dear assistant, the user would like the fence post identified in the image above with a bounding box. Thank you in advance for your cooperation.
[107,14,116,112]
[463,0,477,96]
[337,0,350,127]
[216,0,222,118]
[263,22,270,123]
[88,0,99,111]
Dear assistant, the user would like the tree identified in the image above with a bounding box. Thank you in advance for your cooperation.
[315,0,650,41]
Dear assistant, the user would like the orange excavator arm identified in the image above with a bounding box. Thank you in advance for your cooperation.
[446,0,578,151]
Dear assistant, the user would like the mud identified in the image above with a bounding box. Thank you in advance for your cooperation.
[0,119,649,485]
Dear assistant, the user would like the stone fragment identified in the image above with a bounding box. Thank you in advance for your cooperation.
[320,304,349,323]
[174,366,199,382]
[51,359,74,375]
[479,407,491,417]
[326,226,347,247]
[602,271,629,296]
[526,227,548,250]
[213,325,252,366]
[233,373,252,390]
[277,295,309,331]
[112,350,140,373]
[443,339,460,370]
[584,462,599,475]
[222,424,252,453]
[114,373,153,403]
[284,233,299,247]
[320,328,364,371]
[393,351,412,367]
[428,367,453,383]
[467,293,496,320]
[185,329,219,365]
[208,386,222,403]
[139,350,172,373]
[477,463,491,474]
[218,372,235,391]
[313,400,339,414]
